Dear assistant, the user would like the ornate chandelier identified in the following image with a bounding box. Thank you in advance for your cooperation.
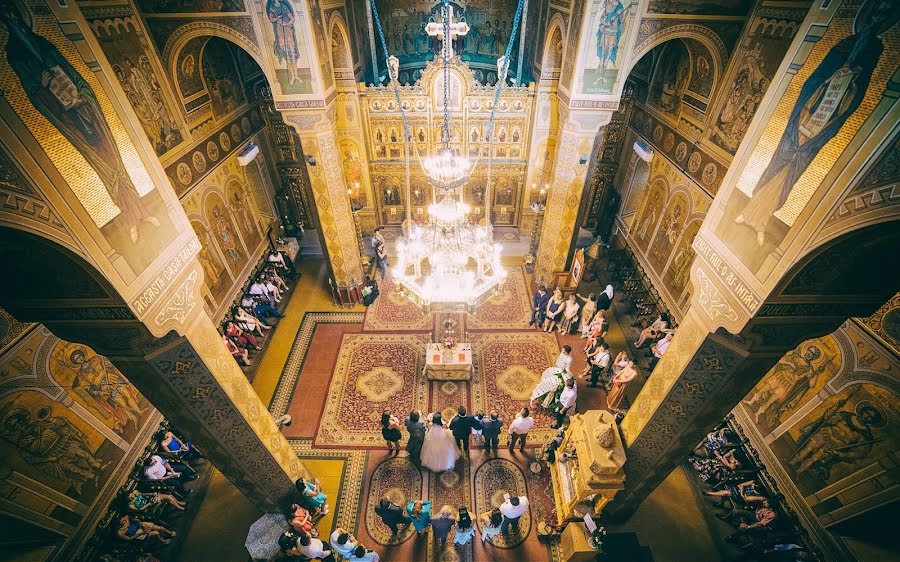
[369,0,525,310]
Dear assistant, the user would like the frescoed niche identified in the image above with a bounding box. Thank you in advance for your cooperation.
[737,320,898,524]
[714,0,900,275]
[648,40,691,120]
[0,326,153,504]
[0,2,176,276]
[92,19,183,157]
[662,218,700,304]
[182,162,270,313]
[647,190,689,274]
[630,177,667,251]
[201,38,248,118]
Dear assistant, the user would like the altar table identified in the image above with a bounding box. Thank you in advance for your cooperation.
[424,343,473,381]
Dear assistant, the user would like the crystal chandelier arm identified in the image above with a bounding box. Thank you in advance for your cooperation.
[480,0,525,227]
[442,0,451,151]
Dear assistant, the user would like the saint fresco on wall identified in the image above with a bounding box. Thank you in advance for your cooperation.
[265,0,314,94]
[0,3,175,275]
[711,43,769,152]
[773,383,896,495]
[648,40,690,118]
[743,335,841,434]
[202,40,247,118]
[0,328,152,502]
[715,0,899,274]
[580,0,635,95]
[95,21,183,156]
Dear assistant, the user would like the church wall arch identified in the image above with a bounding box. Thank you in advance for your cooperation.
[328,14,354,74]
[539,17,566,79]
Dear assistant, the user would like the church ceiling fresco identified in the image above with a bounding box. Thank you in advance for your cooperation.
[165,105,264,197]
[715,0,900,276]
[373,0,525,85]
[0,0,176,276]
[647,0,751,17]
[136,0,246,13]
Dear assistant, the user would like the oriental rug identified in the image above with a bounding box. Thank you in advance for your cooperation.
[470,332,562,446]
[315,332,431,447]
[467,267,534,331]
[364,457,424,546]
[472,458,531,549]
[425,461,474,562]
[362,277,433,332]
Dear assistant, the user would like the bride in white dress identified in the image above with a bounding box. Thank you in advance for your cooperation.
[420,413,460,472]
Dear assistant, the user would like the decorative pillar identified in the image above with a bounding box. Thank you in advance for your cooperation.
[533,108,610,283]
[286,111,365,291]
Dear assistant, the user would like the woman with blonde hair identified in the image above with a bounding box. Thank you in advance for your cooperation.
[558,294,581,334]
[543,288,564,332]
[607,361,638,412]
[430,504,456,547]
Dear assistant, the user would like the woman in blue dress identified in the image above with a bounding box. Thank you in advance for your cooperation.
[406,499,432,535]
[295,477,329,515]
[543,288,564,332]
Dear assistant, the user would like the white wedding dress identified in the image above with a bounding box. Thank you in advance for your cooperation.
[420,424,460,472]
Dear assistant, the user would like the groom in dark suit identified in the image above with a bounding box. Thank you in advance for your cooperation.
[449,406,476,454]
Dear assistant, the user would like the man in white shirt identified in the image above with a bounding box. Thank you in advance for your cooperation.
[499,493,530,534]
[142,455,193,494]
[507,407,534,452]
[555,345,573,372]
[348,544,380,561]
[649,332,674,371]
[551,378,577,429]
[249,279,275,306]
[296,533,336,562]
[329,528,358,558]
[586,343,611,388]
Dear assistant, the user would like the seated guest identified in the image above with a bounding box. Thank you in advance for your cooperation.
[223,334,251,366]
[723,498,778,544]
[143,454,195,494]
[263,276,283,303]
[249,278,274,306]
[159,430,199,460]
[127,489,186,512]
[329,528,359,558]
[295,477,329,515]
[635,312,671,348]
[583,311,608,351]
[266,266,290,292]
[705,479,767,505]
[648,331,674,371]
[225,321,260,350]
[529,284,550,328]
[288,503,316,536]
[692,449,741,485]
[296,532,336,562]
[268,249,294,275]
[234,305,271,335]
[249,294,283,323]
[117,515,175,544]
[348,544,380,562]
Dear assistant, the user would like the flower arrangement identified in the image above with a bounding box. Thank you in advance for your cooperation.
[588,526,607,553]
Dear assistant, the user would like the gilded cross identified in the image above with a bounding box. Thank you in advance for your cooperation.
[425,4,469,59]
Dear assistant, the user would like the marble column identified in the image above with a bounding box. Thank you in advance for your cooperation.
[533,108,610,283]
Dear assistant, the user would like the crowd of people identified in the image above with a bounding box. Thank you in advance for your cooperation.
[372,493,529,550]
[691,426,816,560]
[92,427,202,562]
[222,249,295,367]
[278,477,385,561]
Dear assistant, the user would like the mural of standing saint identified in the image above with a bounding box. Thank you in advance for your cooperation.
[1,6,160,246]
[733,2,898,247]
[266,0,303,86]
[57,348,144,434]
